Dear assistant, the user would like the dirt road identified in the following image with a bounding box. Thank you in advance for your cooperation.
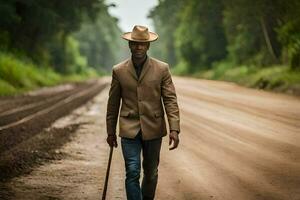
[1,77,300,200]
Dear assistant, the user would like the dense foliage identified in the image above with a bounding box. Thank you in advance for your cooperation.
[149,0,300,71]
[74,9,126,72]
[0,52,98,96]
[0,0,123,74]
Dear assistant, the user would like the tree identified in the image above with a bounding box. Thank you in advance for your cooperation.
[0,0,104,73]
[74,9,126,71]
[149,0,184,67]
[175,0,227,71]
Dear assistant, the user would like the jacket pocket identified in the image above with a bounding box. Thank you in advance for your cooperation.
[120,110,140,119]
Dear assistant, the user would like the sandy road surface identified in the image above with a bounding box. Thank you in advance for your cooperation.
[156,78,300,200]
[2,77,300,200]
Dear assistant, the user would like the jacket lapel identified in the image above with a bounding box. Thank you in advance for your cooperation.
[127,57,151,82]
[127,59,138,81]
[138,57,151,82]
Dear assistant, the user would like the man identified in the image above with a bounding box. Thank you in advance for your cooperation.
[106,25,180,200]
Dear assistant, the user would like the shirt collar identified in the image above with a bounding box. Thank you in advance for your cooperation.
[132,55,148,69]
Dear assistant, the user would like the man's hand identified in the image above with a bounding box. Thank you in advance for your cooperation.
[107,134,118,148]
[169,130,179,150]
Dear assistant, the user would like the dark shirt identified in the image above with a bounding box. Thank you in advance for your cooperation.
[133,55,147,78]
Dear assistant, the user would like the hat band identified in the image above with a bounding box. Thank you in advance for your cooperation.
[131,31,150,40]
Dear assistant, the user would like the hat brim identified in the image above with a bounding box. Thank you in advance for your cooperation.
[121,32,158,42]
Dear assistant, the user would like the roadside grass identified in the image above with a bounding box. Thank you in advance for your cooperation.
[0,52,99,96]
[0,79,17,96]
[173,63,300,95]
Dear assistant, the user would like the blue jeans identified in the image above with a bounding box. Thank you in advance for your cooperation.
[121,130,162,200]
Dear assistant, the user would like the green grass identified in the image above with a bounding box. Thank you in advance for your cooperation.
[174,62,300,95]
[0,52,100,96]
[0,79,17,95]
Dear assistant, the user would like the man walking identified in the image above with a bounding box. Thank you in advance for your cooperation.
[106,25,180,200]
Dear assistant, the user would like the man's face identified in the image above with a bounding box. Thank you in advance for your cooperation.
[129,41,150,59]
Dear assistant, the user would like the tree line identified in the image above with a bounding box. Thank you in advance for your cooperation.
[149,0,300,72]
[0,0,124,74]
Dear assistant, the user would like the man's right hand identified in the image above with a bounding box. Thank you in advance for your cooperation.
[107,134,118,148]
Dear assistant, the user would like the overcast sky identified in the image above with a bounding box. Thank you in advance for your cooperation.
[106,0,158,32]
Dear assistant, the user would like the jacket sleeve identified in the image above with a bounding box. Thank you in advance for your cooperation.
[161,65,180,133]
[106,68,121,136]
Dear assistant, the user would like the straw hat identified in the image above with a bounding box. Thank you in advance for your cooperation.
[122,25,158,42]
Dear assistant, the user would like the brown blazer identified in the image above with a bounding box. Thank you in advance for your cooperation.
[106,56,180,140]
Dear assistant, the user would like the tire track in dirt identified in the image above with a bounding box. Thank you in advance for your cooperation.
[155,77,300,200]
[1,84,125,200]
[1,77,300,200]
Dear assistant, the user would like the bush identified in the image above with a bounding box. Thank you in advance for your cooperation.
[193,62,300,94]
[0,79,17,96]
[0,51,102,96]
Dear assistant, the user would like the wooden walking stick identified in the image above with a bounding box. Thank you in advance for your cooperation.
[102,146,114,200]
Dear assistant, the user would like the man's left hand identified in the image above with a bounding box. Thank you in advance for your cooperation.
[169,130,179,150]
